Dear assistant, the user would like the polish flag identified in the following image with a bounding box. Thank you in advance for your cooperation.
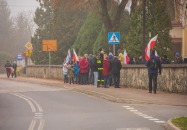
[65,49,71,64]
[124,50,130,64]
[145,35,158,61]
[155,50,158,57]
[72,48,79,63]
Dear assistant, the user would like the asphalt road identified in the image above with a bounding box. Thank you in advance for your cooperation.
[0,79,187,130]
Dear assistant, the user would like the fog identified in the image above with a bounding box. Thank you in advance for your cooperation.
[6,0,39,16]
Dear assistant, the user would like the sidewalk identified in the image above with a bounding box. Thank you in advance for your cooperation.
[0,74,186,106]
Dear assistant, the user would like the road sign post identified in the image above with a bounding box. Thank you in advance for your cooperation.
[108,32,120,55]
[42,40,57,78]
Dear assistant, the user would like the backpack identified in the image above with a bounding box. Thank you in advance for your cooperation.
[150,58,157,70]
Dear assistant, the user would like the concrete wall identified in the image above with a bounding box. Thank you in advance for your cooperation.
[26,64,187,93]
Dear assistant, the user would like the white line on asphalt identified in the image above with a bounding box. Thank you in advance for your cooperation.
[122,105,166,125]
[15,93,43,112]
[12,93,36,112]
[143,116,153,119]
[38,119,45,130]
[154,121,165,123]
[126,107,135,110]
[130,110,138,112]
[149,118,159,121]
[11,93,45,130]
[28,119,36,130]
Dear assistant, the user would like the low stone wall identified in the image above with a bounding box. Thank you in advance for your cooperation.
[26,65,63,80]
[26,64,187,93]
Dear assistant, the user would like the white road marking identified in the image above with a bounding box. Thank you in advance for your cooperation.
[15,93,43,112]
[12,93,36,112]
[126,107,135,110]
[38,119,45,130]
[122,106,130,108]
[149,118,159,121]
[154,121,165,123]
[11,93,45,130]
[28,119,36,130]
[122,105,166,125]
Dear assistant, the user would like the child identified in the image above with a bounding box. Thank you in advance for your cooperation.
[73,61,79,84]
[68,64,74,84]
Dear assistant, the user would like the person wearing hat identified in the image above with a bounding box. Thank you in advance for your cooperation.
[4,60,12,78]
[174,52,183,64]
[146,50,162,94]
[109,54,122,88]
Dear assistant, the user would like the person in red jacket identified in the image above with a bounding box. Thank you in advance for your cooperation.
[79,55,89,85]
[103,54,110,88]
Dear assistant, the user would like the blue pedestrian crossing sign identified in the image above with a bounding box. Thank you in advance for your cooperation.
[108,32,120,44]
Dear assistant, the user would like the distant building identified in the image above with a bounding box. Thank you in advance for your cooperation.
[170,0,187,59]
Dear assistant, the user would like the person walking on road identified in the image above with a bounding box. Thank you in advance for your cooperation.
[110,54,122,88]
[12,61,17,78]
[146,50,162,94]
[4,60,12,78]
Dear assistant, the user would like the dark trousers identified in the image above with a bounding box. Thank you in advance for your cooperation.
[6,68,11,78]
[113,73,120,88]
[13,69,17,77]
[69,77,74,84]
[80,73,87,85]
[64,74,68,83]
[74,75,78,84]
[148,73,158,93]
[97,70,104,87]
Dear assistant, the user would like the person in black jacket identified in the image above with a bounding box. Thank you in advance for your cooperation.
[12,61,17,78]
[4,60,12,78]
[109,54,122,88]
[146,50,162,94]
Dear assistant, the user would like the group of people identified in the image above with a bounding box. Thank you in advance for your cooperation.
[4,60,17,78]
[62,48,122,88]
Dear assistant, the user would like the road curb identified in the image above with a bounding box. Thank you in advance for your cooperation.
[67,86,151,104]
[165,119,181,130]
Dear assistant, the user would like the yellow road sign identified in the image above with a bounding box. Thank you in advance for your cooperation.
[25,42,32,49]
[26,50,32,56]
[42,40,57,51]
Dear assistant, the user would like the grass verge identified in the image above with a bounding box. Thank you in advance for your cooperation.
[172,117,187,130]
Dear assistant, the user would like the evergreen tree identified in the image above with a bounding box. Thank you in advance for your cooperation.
[126,0,172,59]
[31,0,54,65]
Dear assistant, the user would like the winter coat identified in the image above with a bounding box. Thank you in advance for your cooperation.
[63,63,68,75]
[103,59,110,76]
[146,51,162,75]
[79,58,88,74]
[92,57,98,72]
[74,63,79,76]
[110,57,122,74]
[68,65,74,78]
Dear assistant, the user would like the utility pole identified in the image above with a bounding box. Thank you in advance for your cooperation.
[142,0,146,58]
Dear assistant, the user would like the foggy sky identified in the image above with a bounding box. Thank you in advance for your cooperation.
[6,0,39,16]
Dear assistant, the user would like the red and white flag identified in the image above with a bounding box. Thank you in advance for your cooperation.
[145,34,158,61]
[65,49,71,64]
[124,50,130,64]
[72,48,79,63]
